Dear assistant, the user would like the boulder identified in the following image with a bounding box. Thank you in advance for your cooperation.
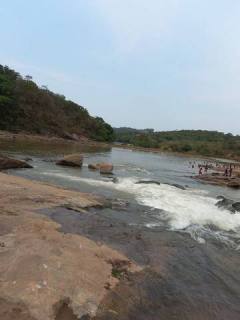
[88,163,100,170]
[136,180,160,186]
[215,197,235,213]
[56,154,83,167]
[0,156,33,170]
[99,163,113,174]
[164,183,186,190]
[232,202,240,212]
[216,195,225,200]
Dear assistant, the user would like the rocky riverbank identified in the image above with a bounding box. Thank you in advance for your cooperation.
[0,173,140,320]
[1,172,240,319]
[194,173,240,189]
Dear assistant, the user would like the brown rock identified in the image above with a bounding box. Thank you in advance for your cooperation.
[0,156,33,170]
[99,163,113,174]
[56,154,83,167]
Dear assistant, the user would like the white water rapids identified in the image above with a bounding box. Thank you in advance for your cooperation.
[43,172,240,237]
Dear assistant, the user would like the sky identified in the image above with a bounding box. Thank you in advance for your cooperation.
[0,0,240,134]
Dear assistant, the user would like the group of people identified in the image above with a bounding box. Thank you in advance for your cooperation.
[189,160,237,177]
[198,165,209,175]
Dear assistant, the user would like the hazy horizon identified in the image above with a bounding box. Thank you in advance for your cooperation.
[1,0,240,134]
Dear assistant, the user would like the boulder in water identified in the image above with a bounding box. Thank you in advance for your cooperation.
[56,154,83,167]
[88,162,114,174]
[164,183,186,190]
[216,195,225,200]
[232,202,240,212]
[0,156,33,170]
[99,163,114,174]
[136,180,160,186]
[216,197,240,214]
[88,163,100,170]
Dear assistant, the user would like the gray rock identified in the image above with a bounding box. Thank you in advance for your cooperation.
[232,202,240,212]
[136,180,160,186]
[164,183,186,190]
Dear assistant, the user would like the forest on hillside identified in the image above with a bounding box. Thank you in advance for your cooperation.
[0,65,115,142]
[114,128,240,159]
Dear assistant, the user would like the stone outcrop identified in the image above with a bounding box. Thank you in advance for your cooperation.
[0,156,33,170]
[56,154,83,167]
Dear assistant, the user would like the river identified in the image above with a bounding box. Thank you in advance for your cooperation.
[2,142,240,319]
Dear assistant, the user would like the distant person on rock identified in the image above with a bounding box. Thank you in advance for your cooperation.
[199,167,203,175]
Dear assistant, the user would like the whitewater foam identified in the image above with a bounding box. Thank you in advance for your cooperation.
[42,171,240,235]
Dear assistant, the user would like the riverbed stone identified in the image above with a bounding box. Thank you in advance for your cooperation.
[56,154,83,167]
[99,163,113,174]
[136,180,160,186]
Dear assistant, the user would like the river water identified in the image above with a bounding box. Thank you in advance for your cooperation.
[2,142,240,319]
[3,144,240,250]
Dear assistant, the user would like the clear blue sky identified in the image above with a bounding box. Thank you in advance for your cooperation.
[1,0,240,134]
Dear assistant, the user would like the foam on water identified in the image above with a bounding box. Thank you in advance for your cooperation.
[42,171,240,235]
[115,178,240,232]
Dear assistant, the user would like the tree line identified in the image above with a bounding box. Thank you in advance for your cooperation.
[0,64,115,142]
[114,127,240,159]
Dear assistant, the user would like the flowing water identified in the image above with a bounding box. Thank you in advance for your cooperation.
[5,145,240,249]
[2,143,240,319]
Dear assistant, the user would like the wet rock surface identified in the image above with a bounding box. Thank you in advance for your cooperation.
[39,205,240,320]
[216,197,240,214]
[136,180,161,186]
[163,183,186,190]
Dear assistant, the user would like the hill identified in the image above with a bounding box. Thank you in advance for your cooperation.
[114,127,240,160]
[0,64,115,142]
